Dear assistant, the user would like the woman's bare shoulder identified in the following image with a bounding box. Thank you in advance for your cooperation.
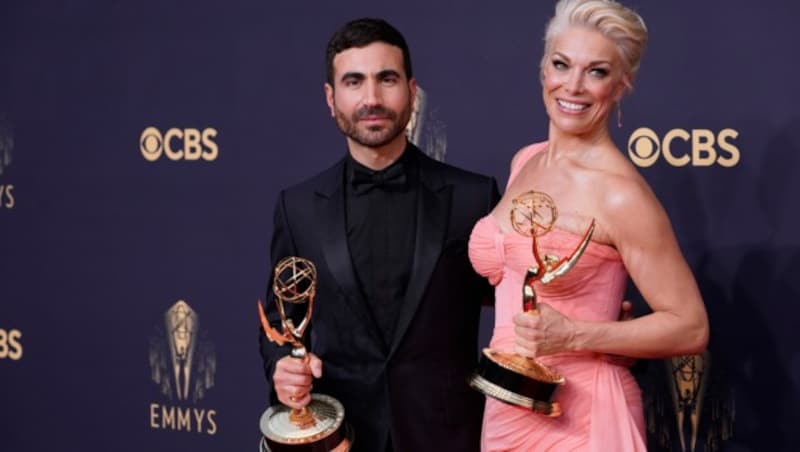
[594,148,656,207]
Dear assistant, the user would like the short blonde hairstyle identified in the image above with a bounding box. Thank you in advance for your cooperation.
[542,0,648,78]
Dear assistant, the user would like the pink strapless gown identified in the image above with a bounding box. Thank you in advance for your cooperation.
[468,142,646,451]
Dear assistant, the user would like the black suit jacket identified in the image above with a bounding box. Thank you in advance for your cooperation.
[260,145,500,451]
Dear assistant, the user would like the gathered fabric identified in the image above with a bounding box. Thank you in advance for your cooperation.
[468,142,646,451]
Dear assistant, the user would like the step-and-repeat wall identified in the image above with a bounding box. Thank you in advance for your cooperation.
[1,1,797,451]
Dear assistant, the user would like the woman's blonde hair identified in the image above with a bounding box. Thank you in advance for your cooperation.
[542,0,648,79]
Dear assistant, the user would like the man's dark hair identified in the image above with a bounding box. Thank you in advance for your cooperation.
[325,18,413,85]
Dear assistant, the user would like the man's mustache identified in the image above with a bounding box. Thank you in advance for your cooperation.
[354,106,396,120]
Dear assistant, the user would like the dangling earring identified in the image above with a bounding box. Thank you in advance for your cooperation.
[616,102,623,128]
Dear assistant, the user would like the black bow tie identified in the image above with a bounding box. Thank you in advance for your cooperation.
[351,162,407,195]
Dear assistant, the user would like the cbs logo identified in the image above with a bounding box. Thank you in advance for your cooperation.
[0,328,23,360]
[628,127,740,168]
[140,127,219,162]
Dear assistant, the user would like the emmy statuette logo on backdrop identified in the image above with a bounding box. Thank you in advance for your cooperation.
[406,85,447,162]
[0,115,16,209]
[148,299,218,434]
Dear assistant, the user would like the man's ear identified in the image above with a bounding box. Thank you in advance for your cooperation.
[408,77,418,109]
[324,83,335,117]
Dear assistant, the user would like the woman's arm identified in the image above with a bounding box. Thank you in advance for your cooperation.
[513,173,709,359]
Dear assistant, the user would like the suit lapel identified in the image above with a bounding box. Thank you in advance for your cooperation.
[388,155,452,358]
[314,160,387,351]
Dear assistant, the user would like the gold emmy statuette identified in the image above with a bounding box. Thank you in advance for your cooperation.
[469,191,596,416]
[257,256,353,452]
[667,353,709,452]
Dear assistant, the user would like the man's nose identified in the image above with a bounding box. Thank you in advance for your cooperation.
[363,79,382,106]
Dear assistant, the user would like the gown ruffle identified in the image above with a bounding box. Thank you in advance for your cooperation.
[468,142,646,451]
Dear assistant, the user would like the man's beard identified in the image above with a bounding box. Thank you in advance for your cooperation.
[333,102,412,148]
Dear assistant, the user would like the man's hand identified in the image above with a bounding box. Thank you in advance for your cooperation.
[619,300,633,322]
[603,300,637,368]
[273,353,323,409]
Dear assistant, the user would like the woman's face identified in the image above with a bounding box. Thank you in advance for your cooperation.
[542,26,628,137]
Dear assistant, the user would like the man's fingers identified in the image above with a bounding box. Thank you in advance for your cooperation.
[619,300,633,321]
[280,387,312,409]
[275,371,313,388]
[274,354,324,408]
[277,356,313,375]
[273,356,315,402]
[308,353,323,379]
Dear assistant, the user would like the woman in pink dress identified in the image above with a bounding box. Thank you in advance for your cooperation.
[468,1,709,450]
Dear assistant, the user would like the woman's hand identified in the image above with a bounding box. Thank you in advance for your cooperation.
[513,303,577,357]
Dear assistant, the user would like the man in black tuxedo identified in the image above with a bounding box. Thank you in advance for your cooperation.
[259,18,499,451]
